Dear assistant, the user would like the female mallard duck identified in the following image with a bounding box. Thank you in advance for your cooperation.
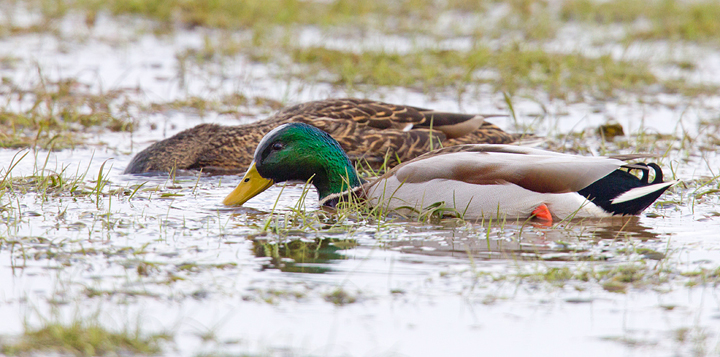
[124,98,524,175]
[223,123,677,221]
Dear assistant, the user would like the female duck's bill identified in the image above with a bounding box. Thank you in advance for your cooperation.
[223,123,678,221]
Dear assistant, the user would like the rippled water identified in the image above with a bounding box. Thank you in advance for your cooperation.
[2,13,720,357]
[2,136,719,356]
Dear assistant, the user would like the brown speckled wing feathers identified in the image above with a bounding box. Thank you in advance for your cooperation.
[124,98,521,174]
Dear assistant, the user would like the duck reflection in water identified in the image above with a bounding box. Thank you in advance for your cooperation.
[382,216,660,260]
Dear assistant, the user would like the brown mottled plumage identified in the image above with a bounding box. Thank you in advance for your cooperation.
[124,98,526,175]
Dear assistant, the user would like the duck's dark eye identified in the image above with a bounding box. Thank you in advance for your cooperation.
[271,142,284,151]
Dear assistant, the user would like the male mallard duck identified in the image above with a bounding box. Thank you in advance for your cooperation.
[223,123,677,221]
[124,98,524,175]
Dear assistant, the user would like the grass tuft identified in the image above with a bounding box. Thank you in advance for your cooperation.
[561,0,720,43]
[324,288,357,306]
[290,44,657,99]
[1,320,170,356]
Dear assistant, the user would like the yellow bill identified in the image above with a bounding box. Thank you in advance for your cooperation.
[222,162,274,206]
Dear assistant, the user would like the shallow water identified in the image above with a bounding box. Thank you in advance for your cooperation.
[2,135,720,356]
[2,12,720,357]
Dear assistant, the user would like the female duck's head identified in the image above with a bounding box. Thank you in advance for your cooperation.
[223,123,363,206]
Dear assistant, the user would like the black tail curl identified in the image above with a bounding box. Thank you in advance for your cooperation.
[577,163,670,215]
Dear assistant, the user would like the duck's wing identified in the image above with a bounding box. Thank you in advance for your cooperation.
[280,98,507,140]
[445,122,532,144]
[382,144,626,194]
[275,98,519,168]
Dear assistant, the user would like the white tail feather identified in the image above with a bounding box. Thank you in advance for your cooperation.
[611,180,679,204]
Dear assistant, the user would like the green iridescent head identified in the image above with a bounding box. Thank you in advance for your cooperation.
[223,123,363,206]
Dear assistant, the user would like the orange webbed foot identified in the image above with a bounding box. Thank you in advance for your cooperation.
[531,203,553,225]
